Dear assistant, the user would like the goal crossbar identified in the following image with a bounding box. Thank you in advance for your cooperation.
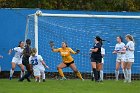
[28,13,140,19]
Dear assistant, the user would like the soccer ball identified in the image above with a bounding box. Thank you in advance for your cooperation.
[35,10,42,16]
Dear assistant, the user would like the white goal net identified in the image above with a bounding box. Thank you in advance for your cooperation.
[25,11,140,80]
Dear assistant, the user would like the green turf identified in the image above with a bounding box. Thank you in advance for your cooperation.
[0,79,140,93]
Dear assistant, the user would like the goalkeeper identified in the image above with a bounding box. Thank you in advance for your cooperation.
[50,41,84,81]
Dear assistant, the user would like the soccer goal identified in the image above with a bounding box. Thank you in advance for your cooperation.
[25,10,140,80]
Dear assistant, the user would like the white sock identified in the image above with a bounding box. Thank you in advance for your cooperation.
[10,69,14,77]
[127,69,131,82]
[100,70,103,81]
[115,70,119,80]
[123,69,128,80]
[20,71,25,78]
[41,71,45,80]
[0,66,1,72]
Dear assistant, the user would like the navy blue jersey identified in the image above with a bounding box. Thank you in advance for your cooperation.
[91,43,102,58]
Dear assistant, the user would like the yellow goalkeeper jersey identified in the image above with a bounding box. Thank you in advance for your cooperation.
[53,47,76,63]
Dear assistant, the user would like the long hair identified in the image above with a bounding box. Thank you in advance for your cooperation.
[126,34,135,43]
[18,41,23,47]
[95,36,103,45]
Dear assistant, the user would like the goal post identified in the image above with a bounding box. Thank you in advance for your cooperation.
[25,11,140,79]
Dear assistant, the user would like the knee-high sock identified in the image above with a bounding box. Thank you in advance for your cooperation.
[123,69,128,80]
[75,71,83,80]
[93,68,98,81]
[97,71,100,80]
[115,70,119,80]
[127,69,131,81]
[10,69,14,77]
[100,70,103,81]
[58,69,64,77]
[41,72,45,80]
[20,71,25,78]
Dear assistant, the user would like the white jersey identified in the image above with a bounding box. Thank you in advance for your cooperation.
[126,41,135,59]
[13,47,24,59]
[101,47,105,63]
[29,55,44,70]
[115,42,125,57]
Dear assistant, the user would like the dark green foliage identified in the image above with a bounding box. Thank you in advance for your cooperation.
[0,0,140,11]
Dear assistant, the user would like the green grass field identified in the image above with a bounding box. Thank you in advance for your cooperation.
[0,79,140,93]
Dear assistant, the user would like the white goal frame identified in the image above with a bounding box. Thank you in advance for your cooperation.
[25,12,140,54]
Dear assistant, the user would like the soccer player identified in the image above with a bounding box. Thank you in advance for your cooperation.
[90,36,102,82]
[123,34,135,83]
[100,47,105,81]
[50,42,84,80]
[29,48,49,82]
[113,36,126,81]
[8,41,25,80]
[19,39,32,82]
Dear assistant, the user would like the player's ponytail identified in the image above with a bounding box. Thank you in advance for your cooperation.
[126,34,135,44]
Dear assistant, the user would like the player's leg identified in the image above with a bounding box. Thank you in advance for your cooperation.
[97,63,102,81]
[9,62,16,80]
[115,61,121,81]
[91,62,98,81]
[123,62,128,82]
[99,63,103,81]
[18,64,25,78]
[34,68,41,82]
[40,69,46,82]
[69,63,84,80]
[126,62,133,83]
[57,62,67,80]
[19,64,32,82]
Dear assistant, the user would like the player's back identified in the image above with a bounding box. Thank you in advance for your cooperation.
[29,55,44,69]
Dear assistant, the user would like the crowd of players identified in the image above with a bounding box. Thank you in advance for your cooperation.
[0,34,135,83]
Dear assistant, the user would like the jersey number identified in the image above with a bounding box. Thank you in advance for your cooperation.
[31,59,38,65]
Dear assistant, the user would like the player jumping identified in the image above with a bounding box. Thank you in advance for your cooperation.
[8,41,25,80]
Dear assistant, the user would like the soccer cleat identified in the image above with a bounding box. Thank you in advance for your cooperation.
[60,77,67,80]
[27,78,31,82]
[128,79,131,83]
[43,79,46,82]
[81,78,84,81]
[9,77,12,80]
[124,79,127,83]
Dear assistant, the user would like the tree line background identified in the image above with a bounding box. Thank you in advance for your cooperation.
[0,0,140,11]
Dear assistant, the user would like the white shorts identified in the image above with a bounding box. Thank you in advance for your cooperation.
[33,67,45,76]
[126,57,135,62]
[101,58,104,64]
[12,57,22,65]
[116,56,125,62]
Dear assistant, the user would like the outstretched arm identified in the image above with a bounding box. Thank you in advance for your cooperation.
[69,48,80,54]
